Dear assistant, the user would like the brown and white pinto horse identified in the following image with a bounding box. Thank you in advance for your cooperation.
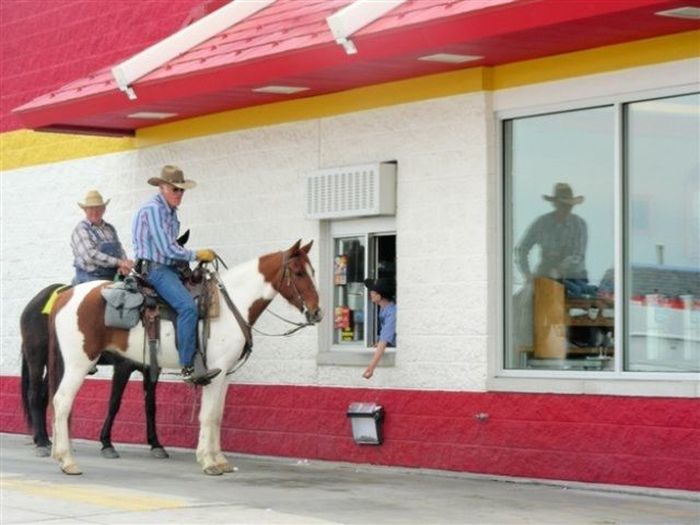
[49,240,322,475]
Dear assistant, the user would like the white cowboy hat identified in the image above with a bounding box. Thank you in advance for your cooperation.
[78,190,110,209]
[543,183,584,205]
[147,165,197,190]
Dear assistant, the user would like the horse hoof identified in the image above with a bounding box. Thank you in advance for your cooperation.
[203,465,223,476]
[101,447,120,459]
[61,464,82,475]
[218,463,235,473]
[150,447,169,459]
[34,446,50,458]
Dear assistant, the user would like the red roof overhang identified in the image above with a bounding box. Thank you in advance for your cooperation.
[12,0,700,136]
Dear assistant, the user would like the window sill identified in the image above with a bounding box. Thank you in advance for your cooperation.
[487,376,700,398]
[317,348,396,367]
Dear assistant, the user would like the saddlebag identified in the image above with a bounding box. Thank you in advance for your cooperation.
[101,277,144,329]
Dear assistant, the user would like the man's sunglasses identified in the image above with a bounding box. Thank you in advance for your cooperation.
[168,186,185,194]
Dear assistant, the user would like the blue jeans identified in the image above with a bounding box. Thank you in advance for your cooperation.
[73,267,117,285]
[145,264,197,367]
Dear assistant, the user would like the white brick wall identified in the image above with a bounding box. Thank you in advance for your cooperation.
[1,92,490,390]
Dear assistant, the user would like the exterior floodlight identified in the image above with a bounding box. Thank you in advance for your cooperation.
[112,0,275,99]
[347,402,384,445]
[327,0,406,55]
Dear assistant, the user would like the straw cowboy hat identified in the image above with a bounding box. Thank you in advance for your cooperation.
[147,165,197,190]
[78,190,110,209]
[543,183,584,205]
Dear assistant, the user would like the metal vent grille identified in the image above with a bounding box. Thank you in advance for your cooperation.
[305,162,396,219]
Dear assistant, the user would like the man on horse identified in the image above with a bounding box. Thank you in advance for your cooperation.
[71,190,134,285]
[132,165,221,385]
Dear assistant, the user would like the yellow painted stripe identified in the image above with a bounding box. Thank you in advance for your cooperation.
[492,30,700,89]
[0,130,133,171]
[135,67,491,147]
[135,30,700,146]
[2,30,697,168]
[0,477,187,512]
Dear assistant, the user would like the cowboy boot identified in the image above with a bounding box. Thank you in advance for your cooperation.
[183,351,221,386]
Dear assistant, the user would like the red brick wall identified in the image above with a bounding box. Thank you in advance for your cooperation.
[2,375,698,490]
[0,0,203,131]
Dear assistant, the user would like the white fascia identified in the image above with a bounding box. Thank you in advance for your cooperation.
[111,0,276,100]
[326,0,406,55]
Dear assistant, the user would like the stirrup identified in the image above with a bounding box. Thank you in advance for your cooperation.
[182,352,221,386]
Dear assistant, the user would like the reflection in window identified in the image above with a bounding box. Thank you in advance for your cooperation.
[505,107,615,370]
[626,93,700,372]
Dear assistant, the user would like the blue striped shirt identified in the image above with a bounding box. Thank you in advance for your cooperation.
[132,193,194,265]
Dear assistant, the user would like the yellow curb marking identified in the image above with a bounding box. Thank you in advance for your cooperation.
[0,477,187,512]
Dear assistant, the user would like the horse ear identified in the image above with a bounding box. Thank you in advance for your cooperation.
[289,239,302,253]
[300,240,313,254]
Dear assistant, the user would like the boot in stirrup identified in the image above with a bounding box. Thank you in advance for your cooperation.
[183,351,221,386]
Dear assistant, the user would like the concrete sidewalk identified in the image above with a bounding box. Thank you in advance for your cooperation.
[1,432,698,524]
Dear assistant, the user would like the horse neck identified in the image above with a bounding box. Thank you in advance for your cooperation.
[218,254,280,325]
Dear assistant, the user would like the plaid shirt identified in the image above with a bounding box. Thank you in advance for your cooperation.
[71,220,125,272]
[132,193,194,265]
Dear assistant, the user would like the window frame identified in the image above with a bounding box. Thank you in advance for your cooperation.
[317,216,397,368]
[492,85,700,390]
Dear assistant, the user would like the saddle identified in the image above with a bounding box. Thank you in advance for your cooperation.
[101,266,220,383]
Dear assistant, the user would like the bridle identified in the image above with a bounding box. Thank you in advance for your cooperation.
[278,251,315,318]
[206,252,318,376]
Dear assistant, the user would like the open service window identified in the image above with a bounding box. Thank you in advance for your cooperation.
[317,216,396,367]
[502,92,699,376]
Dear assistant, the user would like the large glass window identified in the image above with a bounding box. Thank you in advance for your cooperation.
[333,232,396,348]
[504,92,699,374]
[505,107,615,371]
[625,93,700,372]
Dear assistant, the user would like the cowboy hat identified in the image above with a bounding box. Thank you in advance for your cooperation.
[364,278,395,300]
[147,165,197,190]
[543,183,584,205]
[78,190,110,209]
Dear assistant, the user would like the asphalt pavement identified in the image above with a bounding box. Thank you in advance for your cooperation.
[1,432,698,525]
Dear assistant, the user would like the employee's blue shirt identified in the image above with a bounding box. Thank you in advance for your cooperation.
[378,302,397,347]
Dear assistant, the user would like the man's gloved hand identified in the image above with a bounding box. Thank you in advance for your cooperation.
[196,249,216,263]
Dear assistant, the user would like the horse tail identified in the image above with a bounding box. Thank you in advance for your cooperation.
[20,355,33,428]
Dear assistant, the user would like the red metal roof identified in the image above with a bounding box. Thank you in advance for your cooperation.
[12,0,700,136]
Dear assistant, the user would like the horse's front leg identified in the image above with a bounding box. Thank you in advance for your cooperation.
[196,376,227,476]
[52,367,91,475]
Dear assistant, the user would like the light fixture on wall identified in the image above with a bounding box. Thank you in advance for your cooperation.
[326,0,406,55]
[347,402,384,445]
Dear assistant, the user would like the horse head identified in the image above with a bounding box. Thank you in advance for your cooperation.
[275,239,323,324]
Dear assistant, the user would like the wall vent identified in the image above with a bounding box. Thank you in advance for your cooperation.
[305,162,396,219]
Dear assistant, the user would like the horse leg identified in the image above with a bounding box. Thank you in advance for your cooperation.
[142,366,168,459]
[99,360,133,458]
[22,351,51,455]
[196,376,227,476]
[51,368,90,475]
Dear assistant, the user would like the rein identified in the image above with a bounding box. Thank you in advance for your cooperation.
[209,251,314,376]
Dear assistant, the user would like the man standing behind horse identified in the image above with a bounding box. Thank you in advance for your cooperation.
[132,165,221,385]
[71,190,134,285]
